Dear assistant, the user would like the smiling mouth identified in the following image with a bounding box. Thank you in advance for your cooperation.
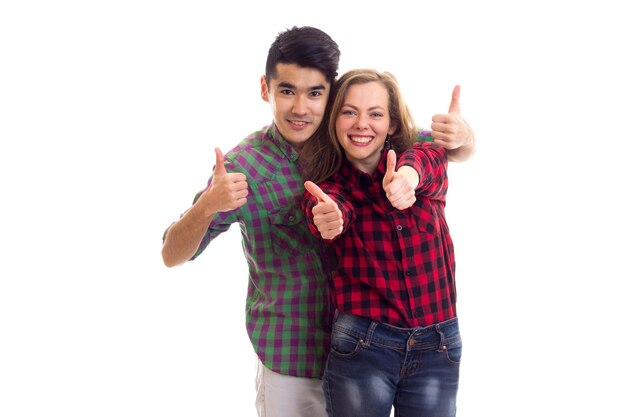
[288,120,309,127]
[349,135,374,144]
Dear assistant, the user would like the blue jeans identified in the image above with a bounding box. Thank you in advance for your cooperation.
[323,313,461,417]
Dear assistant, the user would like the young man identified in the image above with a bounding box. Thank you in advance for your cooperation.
[161,26,475,417]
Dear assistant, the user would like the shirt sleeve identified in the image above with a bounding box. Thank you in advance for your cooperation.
[397,142,448,201]
[416,129,434,143]
[189,158,241,260]
[302,190,322,238]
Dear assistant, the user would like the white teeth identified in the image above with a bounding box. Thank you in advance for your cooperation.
[291,120,307,126]
[350,136,372,143]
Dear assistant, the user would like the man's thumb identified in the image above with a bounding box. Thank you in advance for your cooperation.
[448,84,462,114]
[304,180,329,203]
[214,147,227,175]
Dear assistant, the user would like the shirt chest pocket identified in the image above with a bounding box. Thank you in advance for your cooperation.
[268,205,309,257]
[407,199,441,237]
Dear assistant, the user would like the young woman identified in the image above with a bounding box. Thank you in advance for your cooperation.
[302,69,462,417]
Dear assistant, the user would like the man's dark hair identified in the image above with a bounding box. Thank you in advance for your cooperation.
[265,26,340,85]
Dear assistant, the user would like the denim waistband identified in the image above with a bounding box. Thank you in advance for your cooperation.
[332,312,461,351]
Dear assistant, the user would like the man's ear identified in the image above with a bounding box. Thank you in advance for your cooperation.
[260,75,269,102]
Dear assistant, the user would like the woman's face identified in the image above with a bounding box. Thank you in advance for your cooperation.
[335,81,395,174]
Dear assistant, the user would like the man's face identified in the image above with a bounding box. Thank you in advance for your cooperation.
[261,63,331,149]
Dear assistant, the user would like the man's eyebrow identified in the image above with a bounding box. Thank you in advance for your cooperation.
[308,84,327,91]
[277,82,327,91]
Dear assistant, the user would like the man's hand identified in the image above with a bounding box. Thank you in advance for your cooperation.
[382,150,419,210]
[196,148,248,214]
[431,85,473,150]
[304,181,343,240]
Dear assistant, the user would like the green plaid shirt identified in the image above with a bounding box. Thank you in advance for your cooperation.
[192,124,333,378]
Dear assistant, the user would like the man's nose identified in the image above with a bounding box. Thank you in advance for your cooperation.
[292,95,307,115]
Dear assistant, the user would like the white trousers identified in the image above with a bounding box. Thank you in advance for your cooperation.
[255,359,327,417]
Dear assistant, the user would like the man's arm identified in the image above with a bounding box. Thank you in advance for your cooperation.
[161,148,248,267]
[444,128,475,162]
[430,85,476,162]
[161,204,217,268]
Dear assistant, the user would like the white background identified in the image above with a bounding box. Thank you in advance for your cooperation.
[1,1,624,416]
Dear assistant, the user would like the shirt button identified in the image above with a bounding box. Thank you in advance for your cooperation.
[288,215,295,222]
[396,225,403,231]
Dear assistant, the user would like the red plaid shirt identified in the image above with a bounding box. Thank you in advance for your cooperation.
[303,143,456,328]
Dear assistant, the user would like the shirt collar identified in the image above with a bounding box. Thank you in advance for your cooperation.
[340,149,387,183]
[268,124,299,162]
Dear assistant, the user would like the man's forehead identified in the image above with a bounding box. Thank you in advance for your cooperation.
[271,63,330,90]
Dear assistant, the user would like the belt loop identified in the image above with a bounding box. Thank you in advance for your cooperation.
[362,320,377,348]
[435,323,446,352]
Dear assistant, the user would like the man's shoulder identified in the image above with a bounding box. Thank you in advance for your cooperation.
[224,126,283,181]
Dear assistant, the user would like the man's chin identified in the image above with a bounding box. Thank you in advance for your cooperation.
[285,130,313,144]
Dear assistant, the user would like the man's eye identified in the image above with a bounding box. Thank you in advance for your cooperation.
[280,89,295,95]
[310,91,322,97]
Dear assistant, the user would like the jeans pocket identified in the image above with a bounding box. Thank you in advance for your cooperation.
[443,338,462,365]
[330,328,364,359]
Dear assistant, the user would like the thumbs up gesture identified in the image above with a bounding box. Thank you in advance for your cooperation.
[382,149,419,210]
[431,85,472,150]
[198,147,248,213]
[304,181,343,240]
